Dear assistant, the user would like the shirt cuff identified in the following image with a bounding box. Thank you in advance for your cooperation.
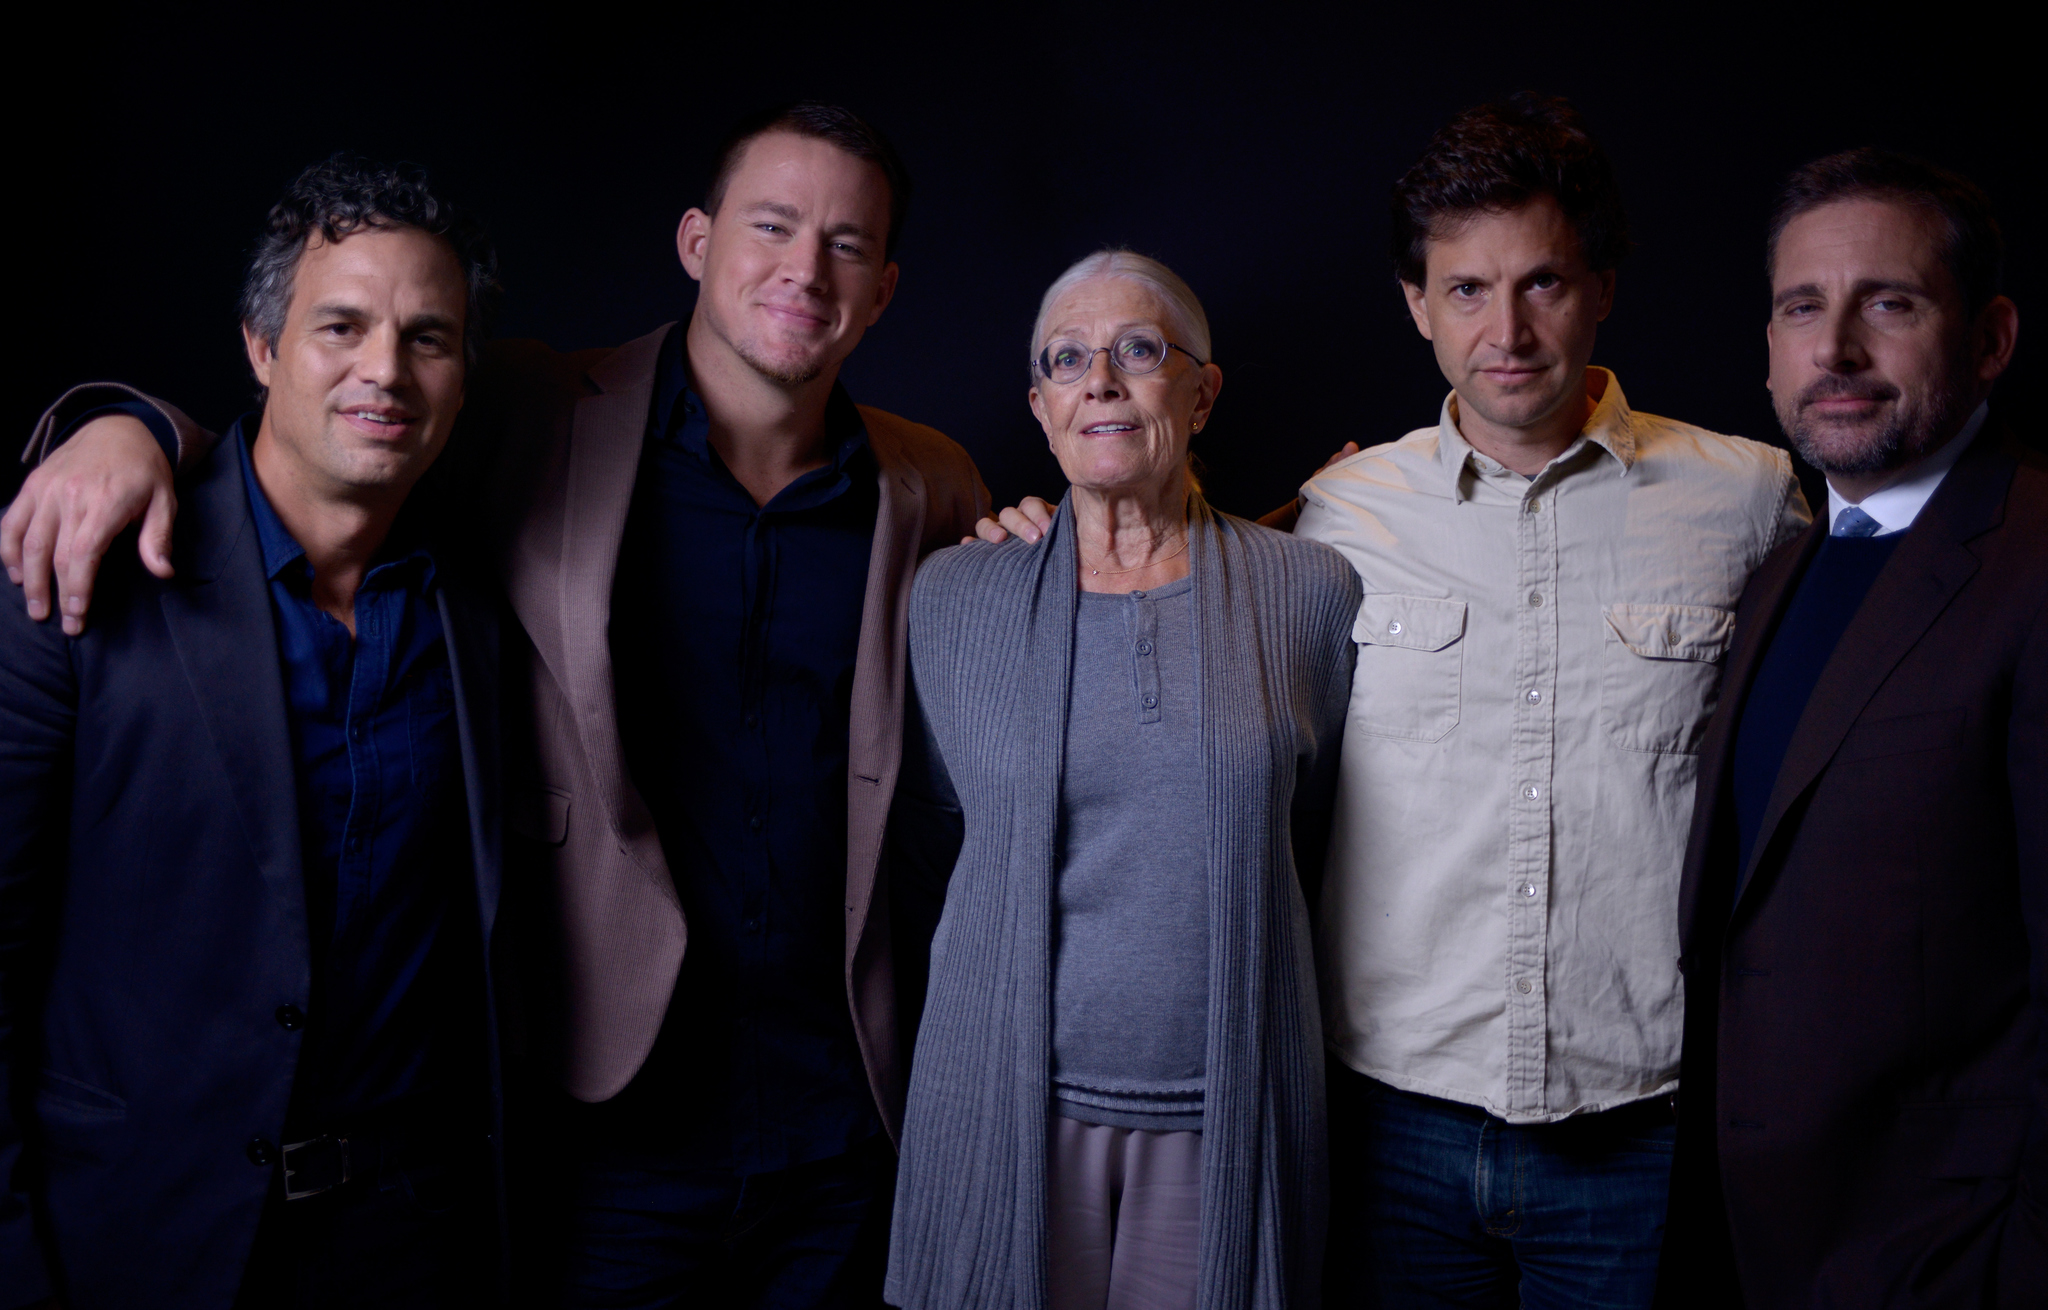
[56,400,179,468]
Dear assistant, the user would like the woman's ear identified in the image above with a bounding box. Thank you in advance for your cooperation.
[1029,386,1056,448]
[1191,362,1224,431]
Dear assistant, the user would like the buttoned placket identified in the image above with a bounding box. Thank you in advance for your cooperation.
[1128,591,1162,724]
[334,573,403,932]
[1499,457,1562,1116]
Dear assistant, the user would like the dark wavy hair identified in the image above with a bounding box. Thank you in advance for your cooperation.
[1391,93,1630,286]
[1767,148,2005,314]
[238,154,502,390]
[703,101,913,258]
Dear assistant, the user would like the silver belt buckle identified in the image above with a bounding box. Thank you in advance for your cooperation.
[281,1135,351,1201]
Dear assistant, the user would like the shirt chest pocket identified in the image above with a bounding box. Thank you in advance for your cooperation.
[1599,604,1734,754]
[1349,594,1466,743]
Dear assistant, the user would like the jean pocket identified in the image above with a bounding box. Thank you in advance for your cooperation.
[1598,604,1733,754]
[1349,594,1466,743]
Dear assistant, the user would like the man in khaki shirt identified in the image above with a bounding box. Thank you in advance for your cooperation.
[1298,97,1807,1307]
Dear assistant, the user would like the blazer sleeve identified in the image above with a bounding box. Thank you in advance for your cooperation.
[0,586,79,1306]
[21,382,217,473]
[2002,595,2048,1293]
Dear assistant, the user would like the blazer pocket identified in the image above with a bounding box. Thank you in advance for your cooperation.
[1836,707,1966,764]
[1899,1099,2027,1179]
[1599,604,1734,754]
[36,1070,126,1123]
[36,1070,127,1163]
[1349,594,1466,743]
[509,786,571,846]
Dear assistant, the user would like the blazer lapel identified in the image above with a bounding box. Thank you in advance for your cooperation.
[1732,429,2014,918]
[159,435,306,937]
[531,325,668,850]
[843,426,927,958]
[439,583,503,940]
[1676,522,1822,947]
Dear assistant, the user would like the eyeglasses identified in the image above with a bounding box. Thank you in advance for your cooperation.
[1033,329,1206,385]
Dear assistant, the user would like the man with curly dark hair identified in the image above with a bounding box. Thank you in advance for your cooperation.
[1297,96,1811,1307]
[0,155,509,1309]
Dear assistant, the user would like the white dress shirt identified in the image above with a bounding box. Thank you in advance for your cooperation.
[1825,402,1986,536]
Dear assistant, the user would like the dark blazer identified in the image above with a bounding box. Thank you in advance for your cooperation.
[0,422,508,1310]
[1659,421,2048,1309]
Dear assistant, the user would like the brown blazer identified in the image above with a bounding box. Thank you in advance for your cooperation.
[1658,421,2048,1308]
[29,324,991,1142]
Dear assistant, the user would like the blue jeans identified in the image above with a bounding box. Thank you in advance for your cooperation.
[1328,1068,1676,1309]
[560,1133,893,1309]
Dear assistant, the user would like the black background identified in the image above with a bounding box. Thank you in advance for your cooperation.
[14,6,2036,517]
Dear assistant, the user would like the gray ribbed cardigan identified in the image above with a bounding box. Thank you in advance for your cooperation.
[884,493,1361,1309]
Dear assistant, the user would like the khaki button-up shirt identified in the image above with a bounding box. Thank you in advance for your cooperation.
[1299,369,1809,1122]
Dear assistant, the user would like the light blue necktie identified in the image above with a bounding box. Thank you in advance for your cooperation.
[1833,506,1883,538]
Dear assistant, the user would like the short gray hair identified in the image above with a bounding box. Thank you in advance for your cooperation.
[1029,249,1212,378]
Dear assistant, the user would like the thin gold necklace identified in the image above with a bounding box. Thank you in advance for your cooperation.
[1083,536,1189,577]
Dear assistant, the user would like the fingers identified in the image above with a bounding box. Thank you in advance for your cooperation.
[1,485,28,581]
[997,505,1043,543]
[1318,442,1362,473]
[973,517,1012,545]
[1020,497,1057,533]
[53,505,116,637]
[140,484,178,579]
[13,492,57,621]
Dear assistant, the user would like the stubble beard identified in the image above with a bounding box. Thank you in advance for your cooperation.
[733,338,826,388]
[1778,347,1977,479]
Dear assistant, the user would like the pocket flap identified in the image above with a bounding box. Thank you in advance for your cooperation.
[510,787,571,846]
[1355,594,1467,652]
[1602,604,1734,662]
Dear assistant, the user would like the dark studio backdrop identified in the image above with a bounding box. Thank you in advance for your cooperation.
[12,6,2038,519]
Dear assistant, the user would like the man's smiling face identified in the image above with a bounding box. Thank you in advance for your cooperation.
[1767,196,1984,481]
[681,131,899,388]
[245,224,469,500]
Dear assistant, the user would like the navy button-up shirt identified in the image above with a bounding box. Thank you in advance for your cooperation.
[233,422,465,1137]
[604,326,881,1174]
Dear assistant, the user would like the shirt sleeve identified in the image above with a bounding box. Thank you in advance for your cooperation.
[54,400,179,467]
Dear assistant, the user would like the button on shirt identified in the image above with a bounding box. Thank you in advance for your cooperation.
[608,327,881,1173]
[234,423,463,1137]
[1298,370,1810,1122]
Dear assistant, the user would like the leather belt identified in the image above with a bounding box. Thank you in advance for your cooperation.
[280,1134,352,1201]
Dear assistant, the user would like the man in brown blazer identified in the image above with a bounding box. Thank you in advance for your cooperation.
[1656,151,2044,1307]
[6,103,988,1307]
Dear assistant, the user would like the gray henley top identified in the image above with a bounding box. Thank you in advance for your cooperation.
[1052,574,1208,1131]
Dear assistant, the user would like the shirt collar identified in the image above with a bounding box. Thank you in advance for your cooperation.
[651,321,872,473]
[1436,366,1635,501]
[1824,401,1986,537]
[234,417,437,588]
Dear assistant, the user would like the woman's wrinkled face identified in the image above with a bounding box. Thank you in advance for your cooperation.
[1028,276,1219,496]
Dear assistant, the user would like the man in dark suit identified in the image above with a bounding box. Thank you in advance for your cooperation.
[0,158,508,1309]
[1658,150,2044,1306]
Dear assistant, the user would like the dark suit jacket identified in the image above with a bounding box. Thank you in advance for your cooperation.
[0,422,508,1310]
[1659,421,2048,1308]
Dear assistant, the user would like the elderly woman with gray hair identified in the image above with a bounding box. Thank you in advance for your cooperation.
[884,251,1360,1310]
